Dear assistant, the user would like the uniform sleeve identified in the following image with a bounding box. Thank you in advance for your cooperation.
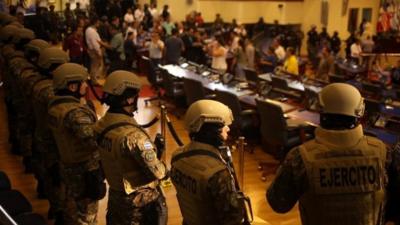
[121,131,167,180]
[267,147,308,213]
[64,107,97,149]
[207,169,245,225]
[385,143,400,223]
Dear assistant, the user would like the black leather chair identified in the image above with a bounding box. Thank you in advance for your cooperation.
[0,171,11,191]
[256,98,314,179]
[244,68,259,87]
[142,56,163,106]
[159,68,185,117]
[328,74,347,83]
[364,98,381,126]
[183,78,215,106]
[215,89,259,151]
[0,190,32,216]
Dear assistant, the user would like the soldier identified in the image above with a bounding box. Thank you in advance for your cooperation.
[25,39,51,64]
[170,99,247,225]
[33,46,69,223]
[47,63,105,225]
[94,70,168,225]
[6,28,35,168]
[267,83,387,225]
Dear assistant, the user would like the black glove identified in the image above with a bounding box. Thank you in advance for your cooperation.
[154,133,165,160]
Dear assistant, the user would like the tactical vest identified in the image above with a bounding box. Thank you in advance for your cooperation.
[94,113,159,194]
[32,78,54,141]
[299,126,387,225]
[170,142,227,225]
[47,96,97,164]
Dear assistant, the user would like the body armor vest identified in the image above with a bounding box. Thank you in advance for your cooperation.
[95,113,158,194]
[171,142,227,225]
[47,96,97,164]
[299,126,387,225]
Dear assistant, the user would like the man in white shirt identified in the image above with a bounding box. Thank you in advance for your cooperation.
[150,3,158,20]
[85,17,107,84]
[273,39,286,62]
[350,38,362,64]
[134,4,144,23]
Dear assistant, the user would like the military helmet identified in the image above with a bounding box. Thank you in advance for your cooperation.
[26,39,50,54]
[0,24,19,42]
[52,63,89,91]
[319,83,364,118]
[184,100,233,133]
[12,28,35,44]
[103,70,142,96]
[37,47,70,69]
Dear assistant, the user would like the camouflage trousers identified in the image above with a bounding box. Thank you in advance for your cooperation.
[32,139,65,213]
[62,159,100,225]
[106,188,165,225]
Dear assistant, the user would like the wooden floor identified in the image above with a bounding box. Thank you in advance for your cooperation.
[0,77,302,225]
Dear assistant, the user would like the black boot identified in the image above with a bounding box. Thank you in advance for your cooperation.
[54,211,64,225]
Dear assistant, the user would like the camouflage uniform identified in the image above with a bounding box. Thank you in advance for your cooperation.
[171,141,245,225]
[94,113,167,225]
[267,126,389,225]
[31,77,65,217]
[47,95,101,225]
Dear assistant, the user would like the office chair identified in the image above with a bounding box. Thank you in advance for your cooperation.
[215,89,259,152]
[362,81,383,100]
[364,98,382,127]
[328,74,347,83]
[159,68,185,118]
[244,68,259,87]
[255,98,314,180]
[183,78,215,106]
[142,56,163,106]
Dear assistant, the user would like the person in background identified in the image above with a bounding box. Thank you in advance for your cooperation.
[213,13,224,32]
[164,28,184,65]
[345,32,357,58]
[64,3,74,35]
[283,47,299,75]
[124,22,138,44]
[108,25,125,73]
[161,4,170,21]
[145,31,164,66]
[134,3,144,24]
[350,38,362,64]
[63,26,85,64]
[253,17,266,35]
[74,2,85,18]
[124,31,136,70]
[361,35,374,67]
[273,39,286,63]
[97,16,111,42]
[232,38,248,81]
[149,3,158,20]
[48,5,60,44]
[316,46,334,82]
[245,38,255,69]
[162,15,175,37]
[85,16,108,84]
[123,8,134,28]
[330,31,341,55]
[260,46,278,73]
[307,25,319,68]
[195,12,204,27]
[209,38,228,73]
